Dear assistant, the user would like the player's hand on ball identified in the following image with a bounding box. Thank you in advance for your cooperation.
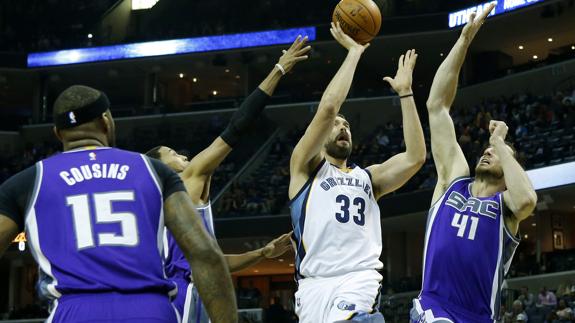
[383,49,417,96]
[278,36,312,74]
[330,22,369,52]
[262,232,293,259]
[489,120,508,144]
[461,2,495,43]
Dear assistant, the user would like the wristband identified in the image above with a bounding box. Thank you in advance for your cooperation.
[399,93,414,99]
[275,63,286,75]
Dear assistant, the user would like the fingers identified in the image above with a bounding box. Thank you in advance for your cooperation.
[478,2,496,22]
[293,55,309,62]
[289,35,302,51]
[397,54,405,70]
[382,76,393,85]
[362,43,370,50]
[408,49,418,69]
[468,12,477,24]
[295,45,312,56]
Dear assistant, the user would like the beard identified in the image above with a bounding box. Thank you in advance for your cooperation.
[475,164,504,181]
[325,139,352,160]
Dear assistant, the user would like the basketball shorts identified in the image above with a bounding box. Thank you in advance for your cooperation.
[295,269,384,323]
[48,292,180,323]
[411,295,495,323]
[172,277,210,323]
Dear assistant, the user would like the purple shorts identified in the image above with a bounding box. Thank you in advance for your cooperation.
[172,277,210,323]
[411,296,495,323]
[48,292,179,323]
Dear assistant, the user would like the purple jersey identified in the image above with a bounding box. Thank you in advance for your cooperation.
[27,147,177,299]
[419,177,520,320]
[164,203,214,280]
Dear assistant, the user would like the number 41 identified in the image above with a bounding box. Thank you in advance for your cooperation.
[451,213,479,240]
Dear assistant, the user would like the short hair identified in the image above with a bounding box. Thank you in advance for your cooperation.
[337,113,347,121]
[53,85,102,120]
[145,146,163,160]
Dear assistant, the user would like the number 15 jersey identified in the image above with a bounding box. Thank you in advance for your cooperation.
[290,160,383,279]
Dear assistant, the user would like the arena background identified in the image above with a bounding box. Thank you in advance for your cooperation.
[0,0,574,322]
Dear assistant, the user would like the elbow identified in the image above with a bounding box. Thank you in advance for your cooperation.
[320,101,339,117]
[408,148,427,168]
[194,239,225,264]
[426,99,443,113]
[523,192,538,211]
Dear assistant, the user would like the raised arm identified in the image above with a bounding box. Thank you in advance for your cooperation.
[164,191,237,323]
[367,50,426,199]
[427,3,495,204]
[289,22,368,198]
[224,232,292,272]
[489,121,537,234]
[181,36,311,204]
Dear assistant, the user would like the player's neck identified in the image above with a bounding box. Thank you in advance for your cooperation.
[325,154,347,169]
[63,139,107,152]
[471,177,505,197]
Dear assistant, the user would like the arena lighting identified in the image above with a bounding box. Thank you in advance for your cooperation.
[27,26,316,67]
[132,0,159,10]
[518,45,524,50]
[533,55,538,59]
[192,77,198,82]
[547,38,553,42]
[178,73,184,78]
[448,0,545,28]
[526,161,575,190]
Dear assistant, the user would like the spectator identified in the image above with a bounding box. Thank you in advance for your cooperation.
[266,297,289,323]
[526,299,551,323]
[517,286,535,309]
[511,300,528,323]
[539,286,558,308]
[554,299,574,322]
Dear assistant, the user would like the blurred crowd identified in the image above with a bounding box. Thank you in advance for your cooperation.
[216,87,575,216]
[499,283,575,323]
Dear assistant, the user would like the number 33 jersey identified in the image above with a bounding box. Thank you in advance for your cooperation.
[419,177,520,320]
[290,160,383,279]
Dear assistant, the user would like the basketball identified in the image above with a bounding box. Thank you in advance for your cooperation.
[332,0,382,44]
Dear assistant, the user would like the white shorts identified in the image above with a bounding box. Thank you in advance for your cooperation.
[295,270,383,323]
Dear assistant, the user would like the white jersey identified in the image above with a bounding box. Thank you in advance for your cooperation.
[290,160,383,279]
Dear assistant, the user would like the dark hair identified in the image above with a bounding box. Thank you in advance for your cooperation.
[53,85,102,121]
[337,113,347,121]
[145,146,163,160]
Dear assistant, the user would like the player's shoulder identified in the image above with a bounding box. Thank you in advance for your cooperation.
[1,164,37,189]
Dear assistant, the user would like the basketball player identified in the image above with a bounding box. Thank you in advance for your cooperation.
[0,86,237,323]
[146,36,310,323]
[290,22,426,322]
[411,4,538,322]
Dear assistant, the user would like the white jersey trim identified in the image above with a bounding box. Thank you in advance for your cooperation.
[25,162,62,299]
[489,204,504,319]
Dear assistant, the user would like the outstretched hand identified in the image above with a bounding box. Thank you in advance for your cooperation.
[278,36,312,74]
[262,232,293,259]
[383,49,418,96]
[330,22,369,52]
[461,2,495,43]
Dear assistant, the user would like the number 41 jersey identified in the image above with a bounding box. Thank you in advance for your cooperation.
[28,147,178,300]
[290,160,383,279]
[419,177,520,320]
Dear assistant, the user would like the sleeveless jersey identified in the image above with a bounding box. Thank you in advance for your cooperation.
[419,177,520,320]
[28,148,176,299]
[290,160,382,279]
[164,202,214,280]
